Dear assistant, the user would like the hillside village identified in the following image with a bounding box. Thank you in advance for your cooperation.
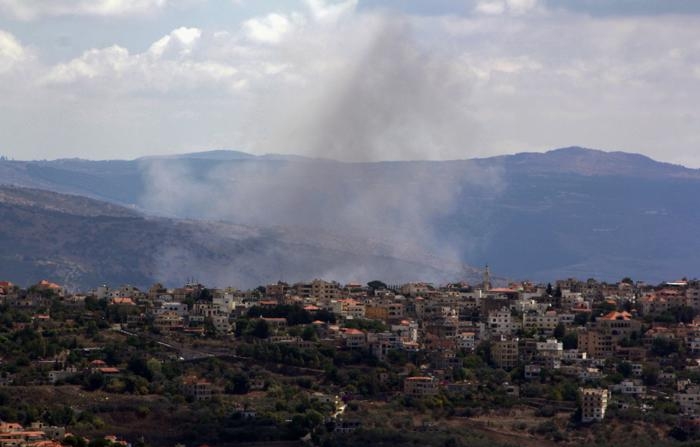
[2,272,700,446]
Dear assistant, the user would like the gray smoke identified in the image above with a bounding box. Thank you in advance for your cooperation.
[247,13,479,162]
[140,9,505,287]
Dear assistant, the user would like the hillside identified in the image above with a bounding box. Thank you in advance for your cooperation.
[2,147,700,283]
[0,186,473,290]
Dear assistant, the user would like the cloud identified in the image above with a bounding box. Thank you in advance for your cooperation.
[304,0,357,23]
[242,13,295,44]
[475,0,538,15]
[2,0,700,167]
[0,29,31,74]
[0,0,168,20]
[41,27,242,93]
[148,27,202,57]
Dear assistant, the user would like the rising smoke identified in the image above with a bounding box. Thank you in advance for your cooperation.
[140,4,505,287]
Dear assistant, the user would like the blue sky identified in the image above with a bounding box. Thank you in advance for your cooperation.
[0,0,699,166]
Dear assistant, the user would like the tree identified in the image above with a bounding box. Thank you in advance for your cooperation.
[617,361,633,378]
[562,332,578,350]
[554,286,563,298]
[301,326,317,341]
[199,288,212,301]
[84,372,105,391]
[250,319,270,339]
[651,338,679,357]
[228,372,250,394]
[553,323,566,339]
[367,280,387,291]
[642,365,659,386]
[573,313,590,326]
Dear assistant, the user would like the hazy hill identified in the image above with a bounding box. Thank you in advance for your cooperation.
[0,186,474,290]
[1,147,699,283]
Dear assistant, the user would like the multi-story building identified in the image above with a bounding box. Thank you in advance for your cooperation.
[578,311,641,358]
[676,385,700,415]
[295,280,341,302]
[491,336,519,369]
[341,328,367,349]
[535,338,563,368]
[488,307,518,336]
[404,376,438,397]
[522,310,560,333]
[580,388,609,422]
[180,376,213,401]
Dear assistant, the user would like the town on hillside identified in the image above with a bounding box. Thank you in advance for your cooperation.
[1,272,700,446]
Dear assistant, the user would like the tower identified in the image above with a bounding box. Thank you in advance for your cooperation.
[482,264,491,291]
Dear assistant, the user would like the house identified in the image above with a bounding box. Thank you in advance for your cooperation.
[578,311,641,358]
[34,280,64,296]
[522,310,560,333]
[611,379,645,397]
[334,419,361,433]
[676,385,700,415]
[153,312,185,331]
[580,388,609,422]
[341,328,367,349]
[48,368,78,384]
[488,307,518,336]
[180,376,213,401]
[261,317,287,332]
[524,364,542,380]
[110,297,135,306]
[456,332,476,351]
[404,376,438,397]
[155,301,189,317]
[491,336,519,369]
[578,367,602,381]
[535,338,563,368]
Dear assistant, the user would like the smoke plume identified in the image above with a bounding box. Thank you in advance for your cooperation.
[140,4,505,287]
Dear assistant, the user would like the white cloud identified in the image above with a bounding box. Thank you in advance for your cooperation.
[475,1,505,15]
[43,45,132,83]
[41,27,241,92]
[148,27,202,58]
[475,0,538,15]
[0,0,168,20]
[2,1,700,167]
[242,13,295,44]
[0,29,30,73]
[304,0,357,23]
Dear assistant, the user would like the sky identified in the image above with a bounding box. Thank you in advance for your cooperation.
[0,0,699,166]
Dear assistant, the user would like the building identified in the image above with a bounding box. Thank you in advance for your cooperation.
[522,310,560,333]
[180,376,213,401]
[580,388,609,422]
[535,338,563,368]
[675,385,700,415]
[341,328,367,349]
[404,376,439,397]
[611,379,645,397]
[491,336,519,369]
[456,332,476,351]
[578,311,641,358]
[487,307,518,335]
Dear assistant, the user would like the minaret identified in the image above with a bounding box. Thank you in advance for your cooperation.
[482,264,492,291]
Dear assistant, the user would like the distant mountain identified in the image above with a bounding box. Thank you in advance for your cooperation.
[138,149,258,161]
[1,146,699,283]
[0,185,475,290]
[489,147,700,179]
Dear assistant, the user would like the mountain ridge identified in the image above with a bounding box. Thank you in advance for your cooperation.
[0,185,477,290]
[1,146,699,284]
